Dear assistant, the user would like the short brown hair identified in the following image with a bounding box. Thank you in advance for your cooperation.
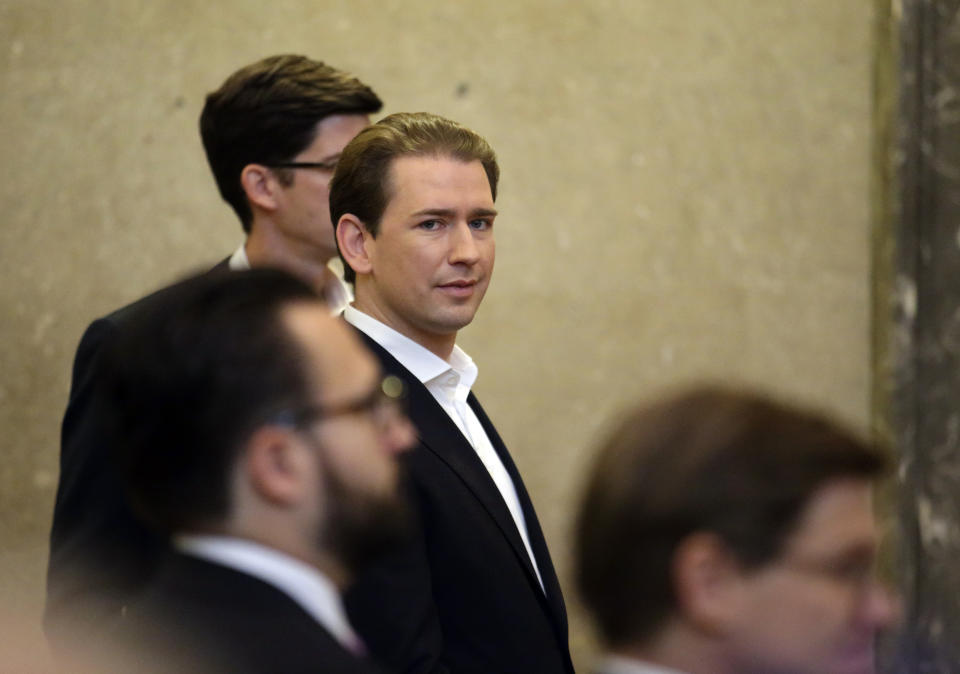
[200,55,382,232]
[574,386,889,648]
[329,112,499,283]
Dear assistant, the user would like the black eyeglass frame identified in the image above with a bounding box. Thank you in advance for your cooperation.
[273,375,407,430]
[265,160,339,172]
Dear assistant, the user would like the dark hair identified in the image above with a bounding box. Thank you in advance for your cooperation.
[329,111,500,283]
[574,386,889,648]
[200,54,382,232]
[99,268,320,533]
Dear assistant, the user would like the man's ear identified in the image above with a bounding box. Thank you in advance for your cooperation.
[672,532,745,636]
[240,164,281,213]
[336,214,374,276]
[243,426,310,507]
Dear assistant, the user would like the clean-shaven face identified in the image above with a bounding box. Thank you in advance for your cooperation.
[274,114,370,259]
[359,155,496,353]
[726,478,897,674]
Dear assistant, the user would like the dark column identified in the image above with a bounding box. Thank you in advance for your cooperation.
[875,0,960,671]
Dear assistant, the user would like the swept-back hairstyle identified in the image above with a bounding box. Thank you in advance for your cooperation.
[329,111,499,283]
[200,54,382,232]
[575,386,889,647]
[99,268,319,533]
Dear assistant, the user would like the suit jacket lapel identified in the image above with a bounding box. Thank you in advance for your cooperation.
[209,256,232,273]
[468,393,569,640]
[356,332,547,602]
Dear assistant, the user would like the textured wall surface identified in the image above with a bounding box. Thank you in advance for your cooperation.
[1,0,875,668]
[884,0,960,670]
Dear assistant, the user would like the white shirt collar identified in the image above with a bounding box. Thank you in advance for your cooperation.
[227,243,250,271]
[174,534,360,652]
[228,243,352,315]
[323,258,352,316]
[598,655,689,674]
[343,308,547,590]
[342,305,478,394]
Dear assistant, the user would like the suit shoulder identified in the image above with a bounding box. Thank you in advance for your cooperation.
[124,558,378,674]
[80,258,234,339]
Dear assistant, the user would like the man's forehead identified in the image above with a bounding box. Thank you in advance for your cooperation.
[307,113,371,156]
[782,478,878,557]
[280,299,333,334]
[281,301,351,365]
[385,154,491,197]
[282,302,378,390]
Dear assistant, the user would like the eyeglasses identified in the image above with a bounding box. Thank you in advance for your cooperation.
[266,160,339,172]
[275,375,407,434]
[780,553,880,596]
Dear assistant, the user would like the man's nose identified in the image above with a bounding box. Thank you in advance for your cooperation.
[448,222,481,264]
[864,581,901,630]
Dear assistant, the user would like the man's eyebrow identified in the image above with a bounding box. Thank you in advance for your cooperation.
[470,208,498,218]
[840,541,879,559]
[409,208,498,218]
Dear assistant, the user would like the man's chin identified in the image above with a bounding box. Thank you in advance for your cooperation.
[831,645,876,674]
[329,493,413,574]
[427,306,482,334]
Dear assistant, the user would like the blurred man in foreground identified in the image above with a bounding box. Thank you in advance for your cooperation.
[46,54,382,645]
[575,387,898,674]
[99,269,413,672]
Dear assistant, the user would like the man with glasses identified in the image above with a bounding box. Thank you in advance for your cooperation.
[45,55,382,646]
[200,54,381,306]
[574,387,898,674]
[98,269,414,672]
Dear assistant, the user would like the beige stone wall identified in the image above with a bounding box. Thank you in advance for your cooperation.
[1,0,875,668]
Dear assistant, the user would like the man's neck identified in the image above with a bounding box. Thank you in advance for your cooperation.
[615,627,732,674]
[351,295,457,361]
[245,223,337,294]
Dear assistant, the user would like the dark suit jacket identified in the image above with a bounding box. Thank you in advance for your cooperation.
[45,260,231,647]
[115,551,384,674]
[345,333,575,674]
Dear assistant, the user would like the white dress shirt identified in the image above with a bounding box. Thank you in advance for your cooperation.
[597,654,688,674]
[343,305,545,591]
[228,243,352,315]
[174,534,363,653]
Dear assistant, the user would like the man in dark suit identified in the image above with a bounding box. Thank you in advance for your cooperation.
[45,54,382,646]
[330,112,575,674]
[95,269,415,673]
[574,387,898,674]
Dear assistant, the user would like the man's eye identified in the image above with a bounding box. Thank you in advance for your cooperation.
[830,557,875,584]
[419,220,442,230]
[469,219,492,230]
